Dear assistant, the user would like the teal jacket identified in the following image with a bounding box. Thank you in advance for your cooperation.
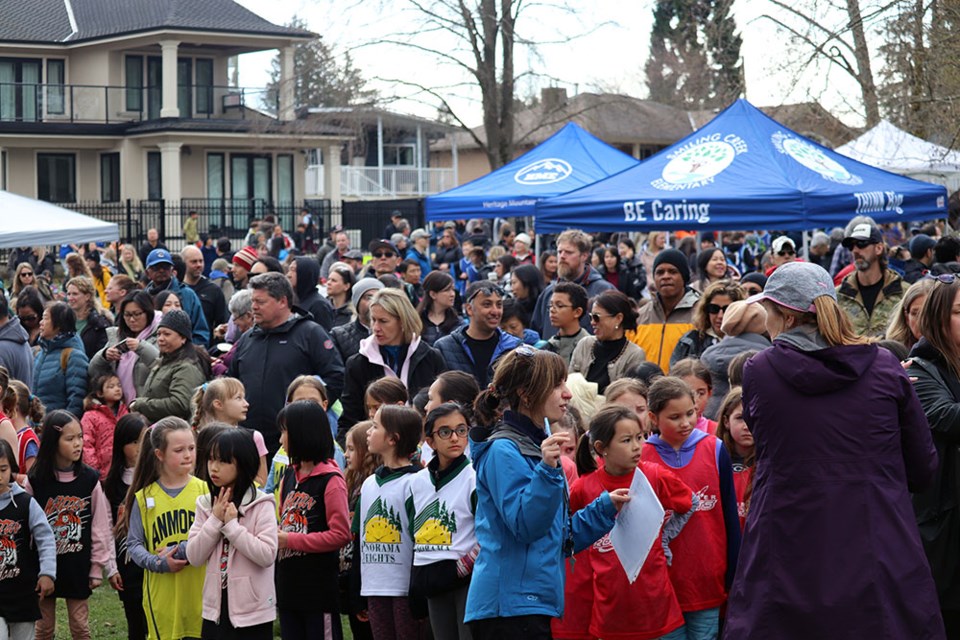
[465,411,617,621]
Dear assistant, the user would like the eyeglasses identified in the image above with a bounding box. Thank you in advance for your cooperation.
[123,310,145,320]
[466,283,504,302]
[925,274,958,284]
[589,312,613,323]
[373,252,395,259]
[434,425,469,440]
[149,263,172,271]
[776,250,795,257]
[706,303,731,314]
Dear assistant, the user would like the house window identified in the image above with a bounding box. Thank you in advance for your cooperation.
[0,59,41,122]
[37,153,76,202]
[196,59,213,115]
[100,153,120,202]
[147,151,162,200]
[125,55,143,112]
[177,58,192,117]
[46,59,64,115]
[207,153,224,199]
[383,143,416,166]
[277,154,293,205]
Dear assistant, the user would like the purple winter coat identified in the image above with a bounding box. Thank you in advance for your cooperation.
[723,337,944,639]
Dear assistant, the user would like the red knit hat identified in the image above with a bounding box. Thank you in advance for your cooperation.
[232,246,258,270]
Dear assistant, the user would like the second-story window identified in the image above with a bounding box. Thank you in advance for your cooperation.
[196,59,213,115]
[46,59,64,115]
[125,55,143,112]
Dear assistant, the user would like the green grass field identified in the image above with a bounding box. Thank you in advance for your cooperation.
[48,588,355,639]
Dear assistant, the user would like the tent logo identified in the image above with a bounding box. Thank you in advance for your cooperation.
[773,132,862,185]
[657,140,736,190]
[514,158,572,185]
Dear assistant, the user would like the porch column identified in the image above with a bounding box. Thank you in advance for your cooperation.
[279,46,296,121]
[323,144,342,208]
[160,40,180,118]
[158,142,183,205]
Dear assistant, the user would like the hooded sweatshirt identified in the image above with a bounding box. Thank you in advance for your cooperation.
[294,257,335,332]
[0,317,33,386]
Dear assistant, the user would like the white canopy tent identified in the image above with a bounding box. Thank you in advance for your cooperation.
[0,192,119,248]
[836,120,960,193]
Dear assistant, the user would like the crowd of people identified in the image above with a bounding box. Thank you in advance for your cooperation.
[0,211,953,640]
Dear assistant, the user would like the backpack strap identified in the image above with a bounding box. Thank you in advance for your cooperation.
[60,347,73,373]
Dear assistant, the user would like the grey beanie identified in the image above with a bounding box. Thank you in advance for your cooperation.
[158,309,193,340]
[352,278,385,308]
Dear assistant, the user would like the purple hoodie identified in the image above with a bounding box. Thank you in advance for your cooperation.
[723,334,943,639]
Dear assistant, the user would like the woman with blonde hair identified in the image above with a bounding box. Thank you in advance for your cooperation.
[65,276,111,359]
[64,252,94,282]
[9,262,52,303]
[338,287,446,431]
[118,244,144,281]
[886,278,935,352]
[724,261,942,639]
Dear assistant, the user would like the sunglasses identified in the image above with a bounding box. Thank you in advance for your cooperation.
[706,303,731,314]
[18,314,37,323]
[20,272,33,277]
[925,274,959,284]
[776,250,795,257]
[842,239,876,250]
[589,312,613,323]
[372,252,395,259]
[467,283,505,302]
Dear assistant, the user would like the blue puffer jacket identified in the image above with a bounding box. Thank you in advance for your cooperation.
[434,326,520,388]
[465,411,617,621]
[34,332,89,417]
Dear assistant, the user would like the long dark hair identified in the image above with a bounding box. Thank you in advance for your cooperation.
[278,401,334,465]
[30,410,84,484]
[511,264,544,316]
[206,429,260,510]
[417,271,460,334]
[118,291,156,339]
[103,413,150,505]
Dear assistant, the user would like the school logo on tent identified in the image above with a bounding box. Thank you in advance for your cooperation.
[413,498,457,549]
[772,131,862,185]
[655,138,739,190]
[514,158,573,185]
[364,497,403,544]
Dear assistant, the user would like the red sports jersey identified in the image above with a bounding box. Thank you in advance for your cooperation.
[552,548,595,640]
[570,463,692,640]
[642,436,728,611]
[731,461,753,531]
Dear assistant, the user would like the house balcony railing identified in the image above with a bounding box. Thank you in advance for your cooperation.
[0,82,275,125]
[306,164,456,198]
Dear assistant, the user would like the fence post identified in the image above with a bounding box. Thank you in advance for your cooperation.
[159,200,167,242]
[126,199,133,244]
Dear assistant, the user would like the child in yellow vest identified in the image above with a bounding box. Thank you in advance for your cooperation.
[121,417,207,640]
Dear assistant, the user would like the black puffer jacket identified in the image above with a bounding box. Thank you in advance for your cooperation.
[331,319,369,364]
[293,257,335,331]
[79,309,111,360]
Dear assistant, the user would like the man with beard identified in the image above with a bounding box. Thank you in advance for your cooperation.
[630,249,701,370]
[530,229,614,340]
[836,223,904,338]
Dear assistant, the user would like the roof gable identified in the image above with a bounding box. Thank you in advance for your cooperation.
[0,0,313,44]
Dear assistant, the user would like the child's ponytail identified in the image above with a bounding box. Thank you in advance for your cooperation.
[575,433,597,477]
[190,385,208,430]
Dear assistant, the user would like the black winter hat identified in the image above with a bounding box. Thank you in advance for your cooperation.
[158,309,192,341]
[653,248,691,284]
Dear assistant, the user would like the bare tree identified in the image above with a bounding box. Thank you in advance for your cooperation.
[357,0,608,170]
[760,0,895,127]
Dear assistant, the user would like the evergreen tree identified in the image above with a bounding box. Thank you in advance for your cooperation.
[265,16,376,111]
[645,0,743,110]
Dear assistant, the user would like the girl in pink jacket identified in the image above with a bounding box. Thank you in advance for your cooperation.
[187,428,278,639]
[80,374,128,480]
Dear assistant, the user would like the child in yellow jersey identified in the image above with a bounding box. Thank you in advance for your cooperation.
[121,417,208,640]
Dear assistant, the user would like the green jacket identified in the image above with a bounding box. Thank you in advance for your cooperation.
[133,349,206,421]
[836,269,904,339]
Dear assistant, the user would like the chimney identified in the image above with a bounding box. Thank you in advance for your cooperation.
[541,87,568,112]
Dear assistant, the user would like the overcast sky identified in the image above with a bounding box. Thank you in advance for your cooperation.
[234,0,869,127]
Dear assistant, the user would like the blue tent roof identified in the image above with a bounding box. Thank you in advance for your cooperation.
[535,99,948,233]
[425,122,639,220]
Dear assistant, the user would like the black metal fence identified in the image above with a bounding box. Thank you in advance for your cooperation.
[59,198,425,252]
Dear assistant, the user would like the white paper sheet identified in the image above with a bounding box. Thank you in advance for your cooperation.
[609,467,666,584]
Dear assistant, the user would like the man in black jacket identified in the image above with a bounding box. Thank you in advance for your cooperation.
[229,272,344,455]
[181,245,228,346]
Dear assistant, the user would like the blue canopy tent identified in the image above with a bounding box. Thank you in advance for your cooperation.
[535,99,948,234]
[425,122,639,220]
